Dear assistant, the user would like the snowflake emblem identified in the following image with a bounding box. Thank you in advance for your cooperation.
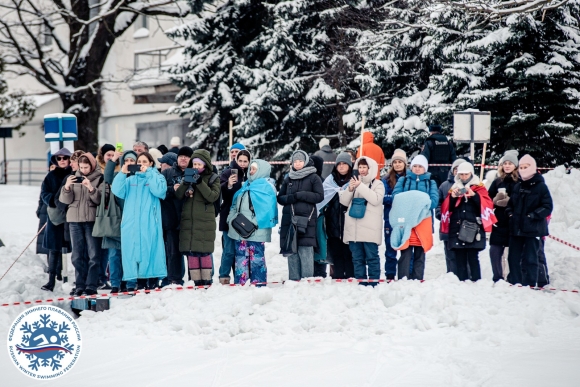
[16,313,75,372]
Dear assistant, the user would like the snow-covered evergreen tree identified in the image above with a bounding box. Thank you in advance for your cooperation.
[0,59,35,128]
[427,2,580,165]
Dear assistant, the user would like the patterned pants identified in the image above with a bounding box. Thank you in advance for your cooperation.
[234,241,267,285]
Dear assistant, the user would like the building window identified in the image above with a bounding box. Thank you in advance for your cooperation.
[42,24,52,47]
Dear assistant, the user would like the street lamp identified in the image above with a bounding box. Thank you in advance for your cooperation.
[0,126,14,184]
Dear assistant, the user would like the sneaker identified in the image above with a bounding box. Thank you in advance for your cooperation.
[98,282,112,290]
[110,287,119,294]
[74,288,85,296]
[84,289,97,296]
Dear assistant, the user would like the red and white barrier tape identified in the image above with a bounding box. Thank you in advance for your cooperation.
[2,278,577,308]
[548,235,580,252]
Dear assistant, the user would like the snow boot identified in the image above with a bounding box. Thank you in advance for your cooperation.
[41,274,56,292]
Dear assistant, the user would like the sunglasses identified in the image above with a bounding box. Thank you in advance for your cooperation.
[56,156,70,161]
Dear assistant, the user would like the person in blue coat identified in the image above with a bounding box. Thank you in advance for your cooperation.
[227,159,278,285]
[392,155,439,280]
[112,151,168,290]
[381,149,407,280]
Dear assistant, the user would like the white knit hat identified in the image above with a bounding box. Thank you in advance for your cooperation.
[319,138,330,149]
[457,162,474,175]
[170,136,181,147]
[411,155,429,172]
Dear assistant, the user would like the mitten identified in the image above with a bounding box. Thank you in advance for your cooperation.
[492,192,506,205]
[495,197,509,207]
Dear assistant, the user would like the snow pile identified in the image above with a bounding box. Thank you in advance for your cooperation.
[1,169,580,385]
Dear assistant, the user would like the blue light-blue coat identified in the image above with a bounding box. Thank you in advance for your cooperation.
[112,167,167,281]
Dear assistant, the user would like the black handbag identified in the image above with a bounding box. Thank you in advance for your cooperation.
[458,220,479,243]
[291,205,315,234]
[231,192,257,239]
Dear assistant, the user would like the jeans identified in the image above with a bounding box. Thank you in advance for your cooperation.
[398,246,425,280]
[108,248,122,288]
[164,229,183,283]
[384,227,398,279]
[70,222,101,291]
[219,232,236,279]
[288,246,314,280]
[328,237,354,279]
[349,242,380,284]
[455,249,481,281]
[443,241,457,275]
[489,245,505,282]
[99,247,109,284]
[508,235,540,287]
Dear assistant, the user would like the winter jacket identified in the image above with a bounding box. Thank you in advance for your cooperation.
[382,173,405,230]
[40,165,72,252]
[488,174,519,246]
[112,167,167,280]
[59,153,103,223]
[36,196,49,255]
[219,160,249,232]
[392,170,439,211]
[313,145,337,180]
[104,158,126,209]
[160,163,187,231]
[448,189,487,251]
[421,133,457,187]
[227,159,277,242]
[506,173,553,238]
[323,172,351,240]
[177,149,221,253]
[356,132,385,179]
[277,160,325,248]
[340,157,385,245]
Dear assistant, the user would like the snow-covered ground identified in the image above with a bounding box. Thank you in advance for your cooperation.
[1,167,580,386]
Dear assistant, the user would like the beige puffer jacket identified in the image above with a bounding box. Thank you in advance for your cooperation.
[59,152,103,223]
[339,156,385,245]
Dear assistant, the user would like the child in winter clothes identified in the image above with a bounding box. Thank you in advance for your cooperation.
[382,149,407,280]
[227,160,278,285]
[506,155,553,287]
[278,151,324,281]
[446,162,495,281]
[340,157,385,285]
[176,150,221,286]
[488,150,520,282]
[392,155,438,280]
[59,152,104,296]
[320,152,355,279]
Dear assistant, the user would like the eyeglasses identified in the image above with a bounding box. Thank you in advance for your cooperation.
[56,156,70,161]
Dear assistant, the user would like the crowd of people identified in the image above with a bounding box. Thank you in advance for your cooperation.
[36,128,554,295]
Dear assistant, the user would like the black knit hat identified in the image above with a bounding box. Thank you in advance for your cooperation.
[178,146,194,158]
[100,143,115,155]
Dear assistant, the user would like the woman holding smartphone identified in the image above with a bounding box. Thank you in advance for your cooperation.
[112,152,167,291]
[218,149,251,284]
[59,152,104,296]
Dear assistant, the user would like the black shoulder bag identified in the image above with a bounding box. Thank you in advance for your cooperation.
[231,191,257,239]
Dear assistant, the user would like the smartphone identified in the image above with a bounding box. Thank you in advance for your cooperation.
[352,169,360,178]
[74,176,84,183]
[128,165,141,174]
[184,168,200,184]
[457,187,467,195]
[231,169,238,178]
[116,142,123,152]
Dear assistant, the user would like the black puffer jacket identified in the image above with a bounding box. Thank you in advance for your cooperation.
[488,174,519,246]
[506,173,553,238]
[40,166,72,251]
[277,162,324,248]
[324,171,350,240]
[219,160,249,232]
[448,192,486,251]
[36,196,49,255]
[161,163,186,230]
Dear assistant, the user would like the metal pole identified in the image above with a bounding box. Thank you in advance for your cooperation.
[19,159,22,185]
[28,159,31,185]
[2,137,6,184]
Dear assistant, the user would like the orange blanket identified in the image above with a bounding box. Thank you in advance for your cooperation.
[395,216,433,252]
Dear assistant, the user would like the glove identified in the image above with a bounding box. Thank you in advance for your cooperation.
[495,197,509,207]
[492,192,506,205]
[527,212,538,220]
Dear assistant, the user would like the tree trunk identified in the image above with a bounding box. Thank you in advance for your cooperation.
[60,87,102,152]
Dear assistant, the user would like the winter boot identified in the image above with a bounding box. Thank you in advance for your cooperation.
[219,277,231,285]
[41,274,56,292]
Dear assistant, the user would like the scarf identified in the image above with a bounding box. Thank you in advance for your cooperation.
[452,173,480,190]
[440,184,497,234]
[289,165,317,180]
[230,179,278,229]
